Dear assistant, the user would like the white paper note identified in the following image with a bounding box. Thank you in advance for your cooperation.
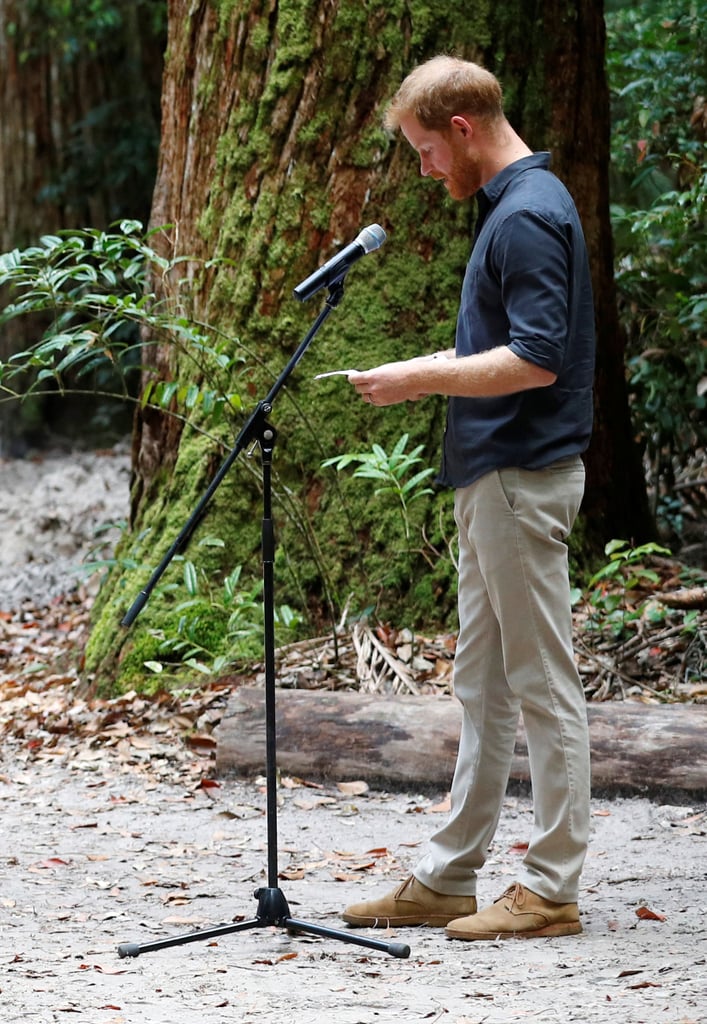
[313,369,359,379]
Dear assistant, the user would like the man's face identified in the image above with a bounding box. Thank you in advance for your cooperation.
[399,113,482,200]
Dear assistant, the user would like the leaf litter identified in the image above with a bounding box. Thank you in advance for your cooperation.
[2,608,705,1024]
[0,450,706,1023]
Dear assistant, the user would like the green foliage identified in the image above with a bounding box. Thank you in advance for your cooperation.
[9,2,110,61]
[84,524,302,686]
[612,158,707,475]
[0,223,287,688]
[606,2,705,183]
[589,538,669,590]
[145,547,303,678]
[0,222,245,433]
[606,2,707,527]
[321,434,446,615]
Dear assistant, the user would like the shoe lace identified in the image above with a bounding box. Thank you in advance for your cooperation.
[499,882,526,908]
[393,875,415,900]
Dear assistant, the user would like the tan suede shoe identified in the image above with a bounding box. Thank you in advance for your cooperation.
[342,875,477,928]
[445,882,581,940]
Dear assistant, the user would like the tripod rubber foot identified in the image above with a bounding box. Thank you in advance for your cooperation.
[389,942,411,959]
[117,943,141,959]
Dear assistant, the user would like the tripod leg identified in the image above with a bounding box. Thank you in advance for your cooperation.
[118,886,292,958]
[118,917,262,958]
[117,889,411,960]
[285,917,411,959]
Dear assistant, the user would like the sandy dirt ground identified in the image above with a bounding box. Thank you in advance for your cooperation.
[1,447,131,609]
[1,747,706,1024]
[1,449,706,1023]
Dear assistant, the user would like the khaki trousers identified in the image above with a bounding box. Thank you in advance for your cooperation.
[415,457,590,903]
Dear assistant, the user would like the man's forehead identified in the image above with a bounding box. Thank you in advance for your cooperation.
[399,113,444,149]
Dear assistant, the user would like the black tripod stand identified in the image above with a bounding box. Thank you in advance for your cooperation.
[117,279,410,961]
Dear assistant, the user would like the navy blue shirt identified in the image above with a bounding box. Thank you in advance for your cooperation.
[439,152,595,488]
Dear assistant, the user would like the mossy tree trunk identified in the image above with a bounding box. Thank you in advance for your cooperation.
[86,0,652,689]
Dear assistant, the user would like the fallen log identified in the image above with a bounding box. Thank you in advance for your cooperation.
[215,687,707,799]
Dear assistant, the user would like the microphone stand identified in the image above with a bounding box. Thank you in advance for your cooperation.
[117,276,410,961]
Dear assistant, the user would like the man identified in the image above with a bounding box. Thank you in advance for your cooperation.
[342,55,595,941]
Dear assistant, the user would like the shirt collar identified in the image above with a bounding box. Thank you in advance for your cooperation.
[479,151,551,206]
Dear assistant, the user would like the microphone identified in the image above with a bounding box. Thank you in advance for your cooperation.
[293,224,386,301]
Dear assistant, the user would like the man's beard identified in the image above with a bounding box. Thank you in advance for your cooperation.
[445,148,483,200]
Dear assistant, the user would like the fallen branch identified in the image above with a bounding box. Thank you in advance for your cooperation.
[657,587,707,610]
[215,687,707,797]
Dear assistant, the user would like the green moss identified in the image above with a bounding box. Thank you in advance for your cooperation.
[90,0,556,690]
[249,18,272,55]
[349,125,390,169]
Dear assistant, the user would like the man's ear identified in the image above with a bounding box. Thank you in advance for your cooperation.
[450,115,473,139]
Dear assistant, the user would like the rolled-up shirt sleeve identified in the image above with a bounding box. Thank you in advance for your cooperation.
[494,210,572,376]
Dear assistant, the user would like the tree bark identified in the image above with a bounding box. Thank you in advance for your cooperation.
[539,2,654,548]
[86,0,655,687]
[0,0,164,250]
[0,0,165,452]
[215,687,707,798]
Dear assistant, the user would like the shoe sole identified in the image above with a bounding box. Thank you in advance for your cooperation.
[343,914,457,928]
[445,921,582,941]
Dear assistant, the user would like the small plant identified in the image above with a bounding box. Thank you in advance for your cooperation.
[145,540,302,676]
[0,221,245,434]
[322,433,436,542]
[321,434,443,626]
[583,539,671,638]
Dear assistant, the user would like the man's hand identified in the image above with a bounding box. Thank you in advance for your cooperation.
[348,360,432,406]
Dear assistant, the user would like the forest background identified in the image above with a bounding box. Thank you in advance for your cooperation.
[0,0,704,695]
